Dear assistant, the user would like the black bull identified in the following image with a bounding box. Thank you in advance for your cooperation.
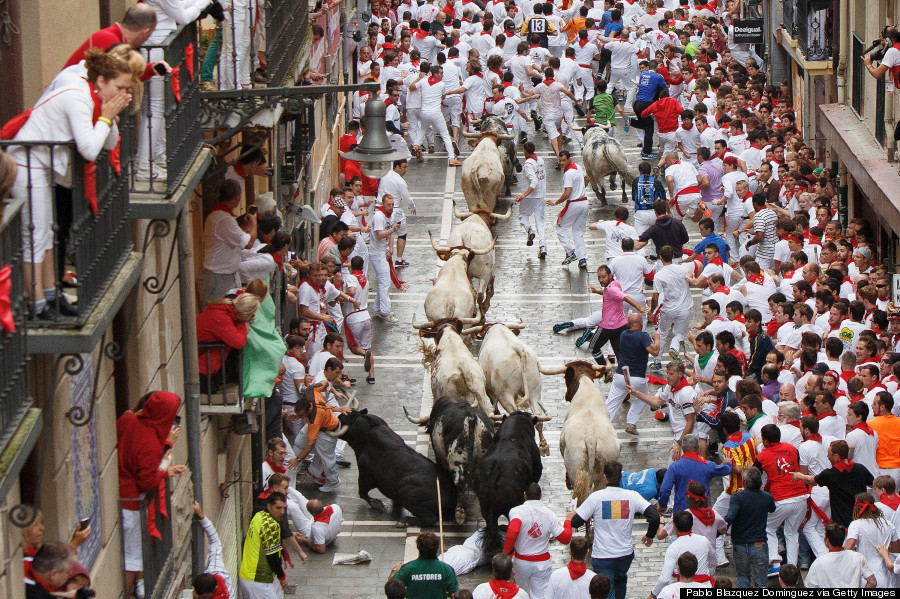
[336,409,457,525]
[405,396,494,524]
[475,411,543,552]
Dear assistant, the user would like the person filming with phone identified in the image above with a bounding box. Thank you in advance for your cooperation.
[864,27,900,142]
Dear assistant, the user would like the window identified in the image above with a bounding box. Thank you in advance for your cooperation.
[851,35,864,115]
[876,77,886,146]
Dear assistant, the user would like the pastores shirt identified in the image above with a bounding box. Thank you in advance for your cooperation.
[393,558,459,599]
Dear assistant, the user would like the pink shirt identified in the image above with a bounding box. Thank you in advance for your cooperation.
[600,280,628,329]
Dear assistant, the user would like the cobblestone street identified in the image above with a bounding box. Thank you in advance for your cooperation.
[287,121,735,598]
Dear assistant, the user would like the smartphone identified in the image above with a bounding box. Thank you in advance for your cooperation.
[154,63,168,76]
[248,205,258,215]
[174,415,182,427]
[77,518,90,531]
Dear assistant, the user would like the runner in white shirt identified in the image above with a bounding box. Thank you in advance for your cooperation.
[297,265,341,357]
[663,153,701,221]
[572,30,601,103]
[629,362,697,457]
[304,501,343,553]
[846,402,880,478]
[439,529,495,576]
[609,240,652,321]
[369,195,402,321]
[280,337,308,408]
[446,59,491,133]
[530,68,577,163]
[651,512,716,597]
[589,205,639,262]
[411,65,461,166]
[550,152,589,267]
[439,52,464,152]
[471,554,530,599]
[545,538,597,599]
[653,247,695,359]
[717,156,751,257]
[342,257,375,383]
[516,141,548,259]
[805,525,877,588]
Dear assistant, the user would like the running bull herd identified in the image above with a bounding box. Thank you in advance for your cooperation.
[327,117,628,550]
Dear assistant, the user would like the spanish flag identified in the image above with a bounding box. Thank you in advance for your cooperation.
[601,500,630,520]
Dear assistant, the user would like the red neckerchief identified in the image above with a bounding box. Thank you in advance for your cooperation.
[805,433,822,443]
[502,81,512,88]
[682,451,707,464]
[489,580,521,599]
[491,68,504,79]
[414,28,429,39]
[815,411,836,421]
[385,97,395,107]
[427,75,441,85]
[676,531,692,537]
[671,377,691,393]
[829,546,845,552]
[783,269,795,278]
[272,251,283,271]
[787,420,802,429]
[726,431,744,443]
[351,269,368,290]
[211,201,237,216]
[503,30,516,37]
[525,152,538,161]
[233,162,247,180]
[543,77,556,85]
[714,284,730,295]
[563,161,577,172]
[850,393,865,403]
[377,205,393,219]
[834,458,854,473]
[734,313,746,323]
[880,493,900,511]
[257,488,274,500]
[314,505,335,523]
[614,219,625,226]
[579,38,589,47]
[851,421,875,436]
[670,159,681,166]
[682,122,693,130]
[690,506,716,526]
[748,273,764,284]
[709,256,723,266]
[264,458,286,473]
[567,561,587,579]
[472,71,484,78]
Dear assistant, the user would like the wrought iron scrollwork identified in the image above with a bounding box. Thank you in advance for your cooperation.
[142,217,181,295]
[220,479,255,499]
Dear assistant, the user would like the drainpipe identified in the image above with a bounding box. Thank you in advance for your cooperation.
[178,204,205,578]
[887,5,897,162]
[835,0,849,104]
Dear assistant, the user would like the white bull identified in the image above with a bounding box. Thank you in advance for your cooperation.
[446,207,511,315]
[418,321,492,414]
[461,130,514,213]
[539,361,620,508]
[581,125,633,205]
[477,323,551,455]
[421,233,494,323]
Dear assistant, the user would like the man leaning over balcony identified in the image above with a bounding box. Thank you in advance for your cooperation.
[864,28,900,146]
[201,180,257,306]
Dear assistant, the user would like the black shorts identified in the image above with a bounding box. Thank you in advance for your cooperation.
[397,234,407,240]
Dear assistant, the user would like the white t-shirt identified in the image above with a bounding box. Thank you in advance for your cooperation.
[832,319,867,353]
[420,77,447,113]
[598,223,640,261]
[562,163,586,201]
[654,263,693,315]
[533,80,566,118]
[609,253,651,297]
[799,438,834,476]
[657,581,712,599]
[546,566,596,599]
[370,209,392,253]
[508,500,565,557]
[847,517,899,587]
[439,529,492,576]
[310,504,343,547]
[472,582,529,599]
[846,427,880,479]
[307,350,337,379]
[657,383,697,438]
[805,549,875,588]
[523,156,546,198]
[652,533,716,597]
[280,355,306,405]
[606,40,638,70]
[576,486,651,559]
[462,74,490,116]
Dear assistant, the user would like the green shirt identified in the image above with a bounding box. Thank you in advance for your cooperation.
[393,558,459,599]
[592,93,618,126]
[239,510,282,583]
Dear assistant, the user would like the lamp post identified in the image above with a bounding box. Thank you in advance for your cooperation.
[340,97,409,178]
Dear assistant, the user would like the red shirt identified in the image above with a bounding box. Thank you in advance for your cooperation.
[64,24,157,81]
[641,97,683,133]
[196,303,250,376]
[755,442,807,501]
[343,160,378,196]
[338,133,357,174]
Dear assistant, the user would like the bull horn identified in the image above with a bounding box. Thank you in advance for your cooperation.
[496,132,514,140]
[453,207,474,220]
[538,363,567,375]
[593,365,608,376]
[469,239,496,255]
[535,414,552,422]
[403,406,430,425]
[459,308,482,326]
[462,131,480,138]
[505,321,525,330]
[460,325,484,335]
[325,425,349,438]
[429,230,452,254]
[488,413,505,421]
[491,206,512,221]
[412,314,436,330]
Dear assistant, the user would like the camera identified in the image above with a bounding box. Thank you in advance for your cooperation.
[76,587,96,599]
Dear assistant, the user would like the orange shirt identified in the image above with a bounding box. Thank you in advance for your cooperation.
[562,18,586,43]
[869,415,900,468]
[305,389,340,440]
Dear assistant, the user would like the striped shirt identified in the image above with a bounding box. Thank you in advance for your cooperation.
[722,431,757,495]
[752,207,778,264]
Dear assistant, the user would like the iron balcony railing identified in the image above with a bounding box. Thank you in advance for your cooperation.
[0,127,134,326]
[134,23,204,195]
[267,0,309,86]
[784,0,833,62]
[0,198,30,452]
[119,482,174,599]
[198,342,245,413]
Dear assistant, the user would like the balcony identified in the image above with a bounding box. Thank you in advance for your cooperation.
[0,134,143,354]
[781,0,833,64]
[198,343,246,415]
[131,23,212,219]
[120,483,175,599]
[0,198,40,501]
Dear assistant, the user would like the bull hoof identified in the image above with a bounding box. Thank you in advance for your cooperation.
[539,440,550,457]
[610,181,617,191]
[455,507,467,524]
[368,498,386,512]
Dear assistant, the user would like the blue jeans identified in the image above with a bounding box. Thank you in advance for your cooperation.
[591,553,634,599]
[733,542,768,588]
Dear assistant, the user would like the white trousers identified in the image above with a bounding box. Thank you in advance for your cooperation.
[657,309,690,355]
[407,107,423,148]
[606,373,649,426]
[420,110,455,156]
[512,557,552,599]
[658,131,678,155]
[220,6,252,89]
[579,66,595,99]
[518,196,546,247]
[293,424,340,487]
[442,96,463,128]
[556,200,588,260]
[707,203,724,234]
[136,44,166,171]
[370,250,392,315]
[634,209,656,253]
[608,68,636,112]
[561,100,584,145]
[766,498,807,565]
[14,166,53,263]
[672,192,700,221]
[240,578,283,599]
[724,214,743,258]
[712,491,731,562]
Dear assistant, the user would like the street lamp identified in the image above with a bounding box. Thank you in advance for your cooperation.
[340,97,408,179]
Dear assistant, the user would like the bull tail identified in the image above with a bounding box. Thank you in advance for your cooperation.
[481,500,504,554]
[601,141,634,186]
[514,346,535,414]
[573,470,591,508]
